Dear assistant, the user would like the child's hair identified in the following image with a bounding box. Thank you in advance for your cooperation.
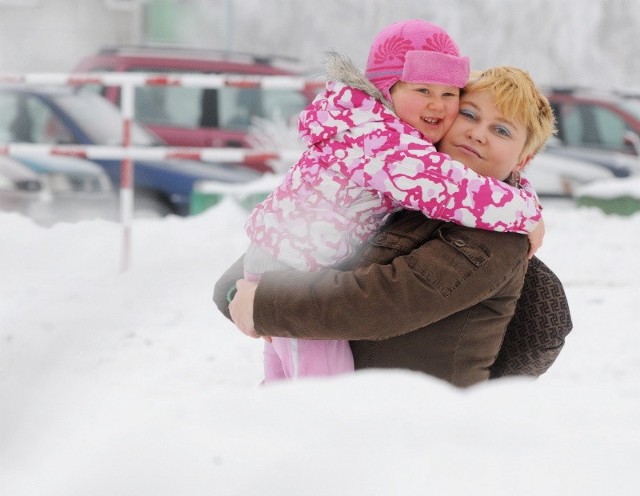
[463,67,556,160]
[365,19,470,102]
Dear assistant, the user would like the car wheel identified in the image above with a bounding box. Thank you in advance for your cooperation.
[134,191,174,218]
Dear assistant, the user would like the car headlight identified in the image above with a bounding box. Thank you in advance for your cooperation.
[15,179,42,192]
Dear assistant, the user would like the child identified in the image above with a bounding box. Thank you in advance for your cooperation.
[240,19,544,383]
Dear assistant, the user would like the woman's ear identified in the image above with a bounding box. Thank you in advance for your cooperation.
[515,154,532,171]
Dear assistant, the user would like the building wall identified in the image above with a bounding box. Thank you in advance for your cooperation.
[2,0,640,88]
[0,0,143,73]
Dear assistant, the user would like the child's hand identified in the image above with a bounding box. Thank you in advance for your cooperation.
[527,219,545,259]
[229,279,260,338]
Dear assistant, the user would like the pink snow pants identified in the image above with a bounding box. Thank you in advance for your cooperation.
[243,243,354,384]
[263,336,354,383]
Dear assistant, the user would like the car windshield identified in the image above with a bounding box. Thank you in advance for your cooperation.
[52,92,162,146]
[123,67,310,130]
[619,98,640,121]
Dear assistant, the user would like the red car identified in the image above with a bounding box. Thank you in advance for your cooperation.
[72,47,323,152]
[546,87,640,155]
[543,87,640,178]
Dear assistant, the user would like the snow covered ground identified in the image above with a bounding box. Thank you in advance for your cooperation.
[1,197,639,495]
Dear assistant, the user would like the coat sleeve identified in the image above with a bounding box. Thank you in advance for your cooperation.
[336,129,542,234]
[252,225,528,341]
[212,254,245,321]
[490,256,573,378]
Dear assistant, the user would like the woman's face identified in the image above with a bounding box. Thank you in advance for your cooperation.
[437,90,529,180]
[390,81,460,144]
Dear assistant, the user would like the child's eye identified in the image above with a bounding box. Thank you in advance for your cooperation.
[417,88,430,95]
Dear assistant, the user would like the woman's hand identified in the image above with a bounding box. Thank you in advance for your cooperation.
[527,218,545,259]
[229,279,261,339]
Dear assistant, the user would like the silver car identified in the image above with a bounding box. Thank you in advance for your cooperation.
[0,155,44,216]
[1,153,117,224]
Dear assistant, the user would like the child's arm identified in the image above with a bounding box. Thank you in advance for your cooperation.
[342,132,542,235]
[526,217,544,259]
[510,175,544,257]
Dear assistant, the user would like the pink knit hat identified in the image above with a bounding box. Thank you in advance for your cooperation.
[365,19,470,101]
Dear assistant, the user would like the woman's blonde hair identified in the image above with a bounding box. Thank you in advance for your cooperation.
[463,67,556,161]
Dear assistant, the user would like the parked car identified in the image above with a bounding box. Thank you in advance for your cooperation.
[0,85,261,216]
[13,153,117,223]
[544,139,639,178]
[0,155,44,216]
[0,152,117,224]
[545,86,640,177]
[525,150,617,198]
[72,46,323,158]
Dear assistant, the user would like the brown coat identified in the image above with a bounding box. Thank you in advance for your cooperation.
[214,210,572,388]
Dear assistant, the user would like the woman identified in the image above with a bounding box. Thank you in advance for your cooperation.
[215,67,572,387]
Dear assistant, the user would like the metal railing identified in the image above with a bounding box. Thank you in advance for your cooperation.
[0,72,322,270]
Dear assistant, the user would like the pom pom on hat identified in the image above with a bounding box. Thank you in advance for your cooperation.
[365,19,470,101]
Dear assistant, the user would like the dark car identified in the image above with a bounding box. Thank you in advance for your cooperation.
[72,46,323,152]
[0,85,261,216]
[545,87,640,177]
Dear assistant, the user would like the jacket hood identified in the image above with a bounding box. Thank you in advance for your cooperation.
[323,50,391,107]
[299,50,395,147]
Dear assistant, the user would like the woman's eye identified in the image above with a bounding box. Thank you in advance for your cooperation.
[495,126,511,137]
[460,109,476,120]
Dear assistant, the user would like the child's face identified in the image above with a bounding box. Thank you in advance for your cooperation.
[437,90,529,181]
[390,82,460,144]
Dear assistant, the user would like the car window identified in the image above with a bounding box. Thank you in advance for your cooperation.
[618,98,640,121]
[0,92,73,144]
[553,103,582,146]
[0,93,21,142]
[590,106,629,150]
[75,62,315,141]
[219,87,308,129]
[84,66,309,132]
[76,83,105,98]
[30,97,75,144]
[261,89,308,126]
[555,102,630,152]
[138,85,307,132]
[136,85,203,128]
[219,87,258,129]
[134,83,308,131]
[75,65,112,98]
[52,92,160,146]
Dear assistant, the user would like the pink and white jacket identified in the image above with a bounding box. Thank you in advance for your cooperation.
[245,64,541,272]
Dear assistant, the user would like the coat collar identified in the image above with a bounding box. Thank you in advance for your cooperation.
[323,50,393,110]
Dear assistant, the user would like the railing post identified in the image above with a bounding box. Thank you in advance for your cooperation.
[119,82,135,273]
[0,71,321,274]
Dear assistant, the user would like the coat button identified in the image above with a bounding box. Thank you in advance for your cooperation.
[454,239,466,247]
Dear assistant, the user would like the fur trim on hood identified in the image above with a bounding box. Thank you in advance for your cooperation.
[323,50,393,110]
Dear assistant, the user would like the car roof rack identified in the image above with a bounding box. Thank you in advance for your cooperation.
[545,85,622,98]
[543,85,581,94]
[610,86,640,99]
[97,44,302,68]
